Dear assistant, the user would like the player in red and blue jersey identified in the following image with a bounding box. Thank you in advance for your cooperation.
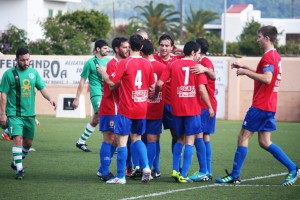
[153,34,184,164]
[141,39,166,178]
[98,34,155,184]
[189,38,217,182]
[156,41,214,183]
[97,37,130,181]
[216,26,299,186]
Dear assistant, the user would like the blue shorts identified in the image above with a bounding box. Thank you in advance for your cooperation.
[99,115,116,132]
[162,104,174,130]
[114,113,146,135]
[146,119,162,135]
[201,108,216,134]
[242,106,276,132]
[174,115,201,136]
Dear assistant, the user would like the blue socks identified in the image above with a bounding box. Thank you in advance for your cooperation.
[173,142,183,172]
[205,141,212,175]
[181,144,194,177]
[267,143,296,171]
[147,142,156,169]
[133,140,149,169]
[153,140,160,172]
[100,142,112,175]
[231,146,248,178]
[195,138,207,173]
[117,147,127,178]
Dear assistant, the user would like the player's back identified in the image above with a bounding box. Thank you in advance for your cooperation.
[169,58,204,116]
[115,56,155,119]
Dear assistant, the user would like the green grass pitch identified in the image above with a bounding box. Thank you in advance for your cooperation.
[1,116,299,199]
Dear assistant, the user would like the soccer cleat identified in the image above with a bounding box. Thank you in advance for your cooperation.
[11,162,17,171]
[171,170,180,182]
[151,170,161,178]
[76,142,91,152]
[207,173,213,181]
[125,167,133,177]
[189,171,209,182]
[281,167,300,186]
[106,177,126,184]
[141,168,152,183]
[215,169,241,184]
[2,133,11,141]
[96,171,102,178]
[15,169,25,180]
[178,176,193,183]
[130,166,142,178]
[100,172,115,181]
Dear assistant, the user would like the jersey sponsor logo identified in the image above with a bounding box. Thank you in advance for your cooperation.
[177,85,196,97]
[21,79,32,97]
[132,90,148,102]
[148,92,162,103]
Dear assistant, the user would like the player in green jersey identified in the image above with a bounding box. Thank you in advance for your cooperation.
[0,48,56,179]
[73,39,110,152]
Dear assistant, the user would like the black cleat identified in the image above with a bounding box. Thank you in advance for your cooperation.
[76,142,91,152]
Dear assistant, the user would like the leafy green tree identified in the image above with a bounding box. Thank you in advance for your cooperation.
[0,24,28,54]
[42,17,91,55]
[41,10,111,55]
[59,10,111,41]
[129,1,180,44]
[238,19,262,56]
[184,7,219,41]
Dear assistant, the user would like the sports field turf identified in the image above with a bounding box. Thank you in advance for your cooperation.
[1,116,299,199]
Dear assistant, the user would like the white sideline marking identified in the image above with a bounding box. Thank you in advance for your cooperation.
[119,172,292,200]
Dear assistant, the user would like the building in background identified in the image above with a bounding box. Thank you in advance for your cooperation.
[221,4,300,45]
[0,0,81,41]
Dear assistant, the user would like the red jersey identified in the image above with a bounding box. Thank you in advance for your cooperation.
[99,58,119,116]
[153,53,184,105]
[146,60,166,120]
[112,56,155,119]
[198,56,217,113]
[160,58,208,116]
[252,49,281,112]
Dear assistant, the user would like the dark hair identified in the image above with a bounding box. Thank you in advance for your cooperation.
[158,34,174,46]
[183,41,200,56]
[258,26,278,43]
[129,34,143,51]
[94,39,108,51]
[112,37,128,53]
[16,48,29,58]
[195,38,209,55]
[141,39,154,56]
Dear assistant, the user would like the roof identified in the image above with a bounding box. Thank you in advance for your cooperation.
[227,4,249,13]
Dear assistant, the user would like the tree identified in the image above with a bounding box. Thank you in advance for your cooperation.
[238,19,262,56]
[59,10,111,41]
[129,1,180,44]
[41,10,111,55]
[0,24,28,54]
[184,7,219,41]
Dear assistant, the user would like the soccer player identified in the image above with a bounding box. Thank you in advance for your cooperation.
[156,41,214,183]
[0,48,56,179]
[98,34,155,184]
[189,38,217,181]
[215,25,299,186]
[73,39,110,152]
[141,39,166,178]
[97,37,130,181]
[153,34,184,159]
